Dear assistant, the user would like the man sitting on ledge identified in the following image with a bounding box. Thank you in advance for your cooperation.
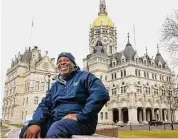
[19,52,110,138]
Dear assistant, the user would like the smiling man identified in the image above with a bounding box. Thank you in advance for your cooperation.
[19,52,110,138]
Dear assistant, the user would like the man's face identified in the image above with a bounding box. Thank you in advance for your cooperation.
[57,56,75,77]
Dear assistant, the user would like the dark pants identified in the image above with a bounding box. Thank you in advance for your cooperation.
[19,119,96,138]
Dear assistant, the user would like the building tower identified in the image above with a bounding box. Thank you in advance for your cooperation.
[89,0,117,56]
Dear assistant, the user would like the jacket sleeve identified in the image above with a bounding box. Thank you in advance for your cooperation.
[28,89,52,126]
[76,73,110,123]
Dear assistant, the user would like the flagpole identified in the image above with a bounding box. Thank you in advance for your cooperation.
[133,25,137,50]
[29,17,34,47]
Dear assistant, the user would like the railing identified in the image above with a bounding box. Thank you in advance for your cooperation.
[95,122,178,137]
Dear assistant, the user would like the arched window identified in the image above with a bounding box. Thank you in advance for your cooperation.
[121,82,126,93]
[137,81,142,93]
[112,84,117,95]
[121,59,125,64]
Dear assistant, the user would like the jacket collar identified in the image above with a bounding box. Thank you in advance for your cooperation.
[56,66,80,85]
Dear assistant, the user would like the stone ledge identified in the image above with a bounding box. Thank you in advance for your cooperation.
[72,134,117,138]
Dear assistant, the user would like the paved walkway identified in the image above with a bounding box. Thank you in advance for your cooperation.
[7,128,21,138]
[2,123,21,138]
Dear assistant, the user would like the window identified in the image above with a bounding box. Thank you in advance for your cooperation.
[144,71,146,77]
[112,88,117,95]
[137,86,142,93]
[35,81,40,90]
[155,74,157,80]
[152,73,154,79]
[162,89,166,95]
[25,83,29,91]
[162,75,164,81]
[138,70,140,76]
[121,59,125,64]
[105,103,107,107]
[105,76,107,81]
[105,112,108,120]
[135,69,138,76]
[26,97,28,105]
[147,72,149,78]
[124,69,126,76]
[121,82,126,93]
[121,71,123,77]
[154,88,158,95]
[121,70,126,77]
[160,74,162,80]
[41,82,45,91]
[159,64,162,69]
[34,96,39,104]
[115,73,117,79]
[112,62,116,66]
[135,69,141,76]
[112,73,117,80]
[100,112,103,120]
[144,86,150,94]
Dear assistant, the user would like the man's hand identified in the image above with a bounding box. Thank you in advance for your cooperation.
[63,113,78,121]
[24,125,41,138]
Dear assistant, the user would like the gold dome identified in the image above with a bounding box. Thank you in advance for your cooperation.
[92,13,114,28]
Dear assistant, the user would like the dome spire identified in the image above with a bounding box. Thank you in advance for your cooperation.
[127,32,130,43]
[146,47,148,56]
[157,43,160,54]
[126,32,131,46]
[98,0,107,16]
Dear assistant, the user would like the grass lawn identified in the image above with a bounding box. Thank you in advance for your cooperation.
[1,126,9,138]
[10,124,23,128]
[1,132,8,138]
[119,130,178,138]
[1,125,8,130]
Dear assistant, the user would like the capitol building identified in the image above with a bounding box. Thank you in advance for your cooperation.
[83,0,178,125]
[2,0,178,125]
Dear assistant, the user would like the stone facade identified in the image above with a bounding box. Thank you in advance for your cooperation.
[83,0,178,125]
[2,46,58,124]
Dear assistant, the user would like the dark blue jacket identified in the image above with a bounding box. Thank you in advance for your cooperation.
[29,67,109,126]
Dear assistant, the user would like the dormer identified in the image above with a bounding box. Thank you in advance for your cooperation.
[143,55,147,66]
[112,56,117,67]
[151,58,155,67]
[158,60,162,69]
[121,54,126,64]
[134,52,139,63]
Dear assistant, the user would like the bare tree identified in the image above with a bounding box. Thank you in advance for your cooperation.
[160,9,178,67]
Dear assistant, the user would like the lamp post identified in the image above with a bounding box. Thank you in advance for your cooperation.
[44,72,51,91]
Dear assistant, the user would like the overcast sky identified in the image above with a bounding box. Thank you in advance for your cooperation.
[1,0,178,117]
